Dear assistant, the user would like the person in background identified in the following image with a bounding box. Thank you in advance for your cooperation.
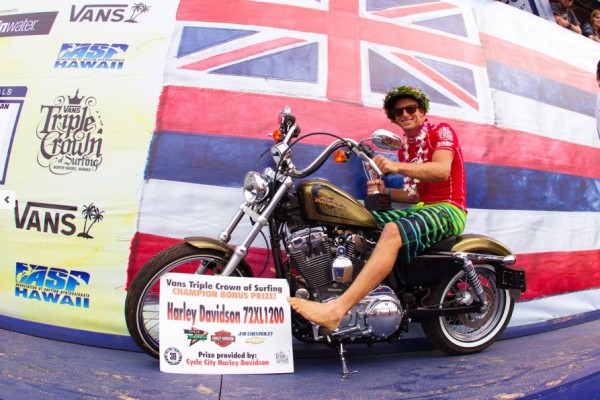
[582,9,600,42]
[551,0,582,34]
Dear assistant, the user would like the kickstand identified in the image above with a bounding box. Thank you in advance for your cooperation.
[329,336,357,379]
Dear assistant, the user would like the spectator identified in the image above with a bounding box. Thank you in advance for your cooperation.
[582,9,600,42]
[551,0,582,34]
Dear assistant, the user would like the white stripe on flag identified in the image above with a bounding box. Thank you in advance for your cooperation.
[492,91,598,148]
[139,179,600,254]
[510,288,600,327]
[138,179,264,245]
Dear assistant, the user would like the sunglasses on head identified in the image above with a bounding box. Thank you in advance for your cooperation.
[392,104,419,117]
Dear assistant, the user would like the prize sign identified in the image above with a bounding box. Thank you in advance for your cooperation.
[159,273,294,374]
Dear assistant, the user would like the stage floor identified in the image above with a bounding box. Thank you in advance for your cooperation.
[1,318,600,399]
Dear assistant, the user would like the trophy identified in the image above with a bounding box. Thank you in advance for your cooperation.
[364,129,403,211]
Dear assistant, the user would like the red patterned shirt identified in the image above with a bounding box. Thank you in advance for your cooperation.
[400,122,467,211]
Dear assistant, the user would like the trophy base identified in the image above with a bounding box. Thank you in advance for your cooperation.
[364,193,392,211]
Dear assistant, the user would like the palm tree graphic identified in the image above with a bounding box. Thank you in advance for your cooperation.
[125,3,151,23]
[78,203,105,239]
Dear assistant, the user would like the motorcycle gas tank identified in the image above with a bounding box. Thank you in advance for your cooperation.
[297,179,379,229]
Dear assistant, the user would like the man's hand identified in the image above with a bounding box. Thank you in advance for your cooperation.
[373,154,397,175]
[554,15,569,28]
[367,179,386,195]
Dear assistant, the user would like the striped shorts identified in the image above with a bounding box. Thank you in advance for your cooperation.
[372,202,467,265]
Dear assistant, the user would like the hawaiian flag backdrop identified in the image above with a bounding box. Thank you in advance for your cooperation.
[127,0,600,323]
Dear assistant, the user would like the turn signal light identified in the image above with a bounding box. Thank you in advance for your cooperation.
[272,129,283,141]
[333,149,348,163]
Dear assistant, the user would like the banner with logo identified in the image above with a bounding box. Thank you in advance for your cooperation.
[0,0,178,337]
[159,274,294,374]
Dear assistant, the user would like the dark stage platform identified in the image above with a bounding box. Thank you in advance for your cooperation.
[1,318,600,399]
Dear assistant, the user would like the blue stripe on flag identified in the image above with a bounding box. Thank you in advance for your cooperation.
[146,131,600,212]
[487,61,596,117]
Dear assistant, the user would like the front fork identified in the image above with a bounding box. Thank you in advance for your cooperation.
[217,176,294,276]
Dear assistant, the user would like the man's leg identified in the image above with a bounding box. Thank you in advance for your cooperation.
[287,222,402,331]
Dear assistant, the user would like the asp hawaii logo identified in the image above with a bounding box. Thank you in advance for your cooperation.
[15,262,91,308]
[15,201,105,239]
[70,3,151,24]
[54,43,129,70]
[36,89,104,175]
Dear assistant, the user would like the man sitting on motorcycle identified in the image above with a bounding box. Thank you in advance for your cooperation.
[288,85,467,331]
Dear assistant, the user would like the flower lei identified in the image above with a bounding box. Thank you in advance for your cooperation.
[402,120,430,197]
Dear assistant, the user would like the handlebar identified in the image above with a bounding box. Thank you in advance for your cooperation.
[273,106,383,179]
[278,138,382,179]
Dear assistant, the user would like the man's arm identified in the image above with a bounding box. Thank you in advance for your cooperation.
[374,149,454,183]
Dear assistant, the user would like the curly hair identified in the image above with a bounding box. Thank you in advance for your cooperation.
[382,85,430,122]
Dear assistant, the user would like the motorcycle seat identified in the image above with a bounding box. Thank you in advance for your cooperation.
[429,236,457,251]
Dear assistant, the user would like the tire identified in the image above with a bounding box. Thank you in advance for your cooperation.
[421,264,514,355]
[125,243,253,358]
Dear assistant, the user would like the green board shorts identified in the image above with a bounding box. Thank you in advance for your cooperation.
[372,202,467,264]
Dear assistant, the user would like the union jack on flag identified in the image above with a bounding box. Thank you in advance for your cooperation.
[166,0,488,117]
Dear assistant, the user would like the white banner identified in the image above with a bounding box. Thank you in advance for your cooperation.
[159,273,294,374]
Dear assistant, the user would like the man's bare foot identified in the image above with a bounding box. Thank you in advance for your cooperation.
[287,297,343,331]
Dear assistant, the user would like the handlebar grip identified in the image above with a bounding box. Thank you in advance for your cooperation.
[361,143,374,158]
[368,159,383,177]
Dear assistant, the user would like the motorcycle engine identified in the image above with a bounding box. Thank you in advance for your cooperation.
[286,227,404,341]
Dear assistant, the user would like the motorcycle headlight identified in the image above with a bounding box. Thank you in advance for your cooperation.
[243,171,270,204]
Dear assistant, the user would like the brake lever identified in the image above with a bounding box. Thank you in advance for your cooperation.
[352,145,383,178]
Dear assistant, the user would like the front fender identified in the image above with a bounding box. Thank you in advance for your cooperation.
[184,236,255,277]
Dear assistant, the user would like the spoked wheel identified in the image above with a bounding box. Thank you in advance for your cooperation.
[421,264,514,355]
[125,243,252,358]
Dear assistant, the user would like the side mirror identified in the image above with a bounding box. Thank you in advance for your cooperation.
[371,129,403,150]
[278,105,291,124]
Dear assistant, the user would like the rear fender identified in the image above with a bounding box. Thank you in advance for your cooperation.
[451,234,526,298]
[451,233,513,255]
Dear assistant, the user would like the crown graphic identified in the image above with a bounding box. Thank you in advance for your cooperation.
[68,89,84,105]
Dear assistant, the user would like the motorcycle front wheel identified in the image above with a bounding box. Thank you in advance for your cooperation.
[420,264,514,355]
[125,243,253,358]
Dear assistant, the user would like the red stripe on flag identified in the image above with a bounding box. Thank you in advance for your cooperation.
[393,52,479,110]
[360,18,486,67]
[126,232,276,290]
[128,233,600,301]
[372,2,457,18]
[156,87,600,179]
[480,33,597,94]
[327,0,361,103]
[182,37,306,71]
[516,250,600,301]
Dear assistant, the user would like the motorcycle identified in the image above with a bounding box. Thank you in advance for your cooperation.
[125,106,526,377]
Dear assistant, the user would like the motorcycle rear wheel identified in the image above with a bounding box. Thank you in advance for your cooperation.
[125,243,253,358]
[420,264,514,355]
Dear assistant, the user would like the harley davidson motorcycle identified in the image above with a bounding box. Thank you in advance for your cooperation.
[125,106,526,377]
